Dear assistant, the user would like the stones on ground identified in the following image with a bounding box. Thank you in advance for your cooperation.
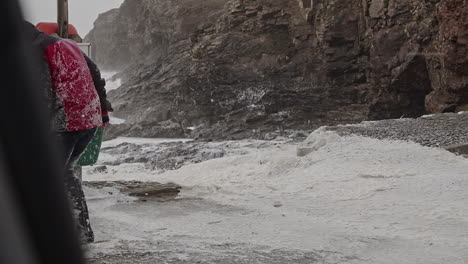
[327,112,468,148]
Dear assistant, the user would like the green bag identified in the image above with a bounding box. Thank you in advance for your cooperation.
[78,127,104,166]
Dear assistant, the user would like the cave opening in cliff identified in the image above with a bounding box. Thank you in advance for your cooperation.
[369,56,433,120]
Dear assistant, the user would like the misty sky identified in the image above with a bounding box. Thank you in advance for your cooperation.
[20,0,125,36]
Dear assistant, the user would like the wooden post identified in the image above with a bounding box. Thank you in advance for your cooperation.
[57,0,69,38]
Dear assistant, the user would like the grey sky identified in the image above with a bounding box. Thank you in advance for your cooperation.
[20,0,125,36]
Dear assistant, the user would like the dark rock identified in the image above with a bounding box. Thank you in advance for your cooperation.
[93,166,108,174]
[98,138,288,172]
[425,0,468,113]
[445,144,468,156]
[87,0,468,139]
[84,181,181,201]
[103,121,186,141]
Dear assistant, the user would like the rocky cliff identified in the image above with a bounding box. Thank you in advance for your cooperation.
[86,0,468,139]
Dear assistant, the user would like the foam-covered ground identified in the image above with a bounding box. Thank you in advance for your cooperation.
[84,129,468,263]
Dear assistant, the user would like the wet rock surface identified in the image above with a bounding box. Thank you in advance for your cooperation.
[87,245,342,264]
[97,139,288,171]
[84,196,357,264]
[445,144,468,156]
[84,181,181,201]
[103,121,187,141]
[87,0,468,139]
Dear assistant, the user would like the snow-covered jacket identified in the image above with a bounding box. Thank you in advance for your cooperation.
[28,24,103,132]
[84,56,113,124]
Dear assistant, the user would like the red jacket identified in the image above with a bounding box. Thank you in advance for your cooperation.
[31,27,103,132]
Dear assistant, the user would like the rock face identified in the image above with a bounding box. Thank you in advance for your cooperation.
[86,0,468,139]
[366,0,468,118]
[425,0,468,113]
[86,8,128,71]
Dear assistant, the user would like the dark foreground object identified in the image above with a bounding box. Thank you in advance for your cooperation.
[0,0,85,263]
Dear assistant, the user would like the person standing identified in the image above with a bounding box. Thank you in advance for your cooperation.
[24,21,107,243]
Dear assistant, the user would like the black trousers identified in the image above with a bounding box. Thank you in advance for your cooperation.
[57,128,96,243]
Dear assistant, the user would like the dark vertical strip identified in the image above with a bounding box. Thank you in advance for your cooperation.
[0,0,85,263]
